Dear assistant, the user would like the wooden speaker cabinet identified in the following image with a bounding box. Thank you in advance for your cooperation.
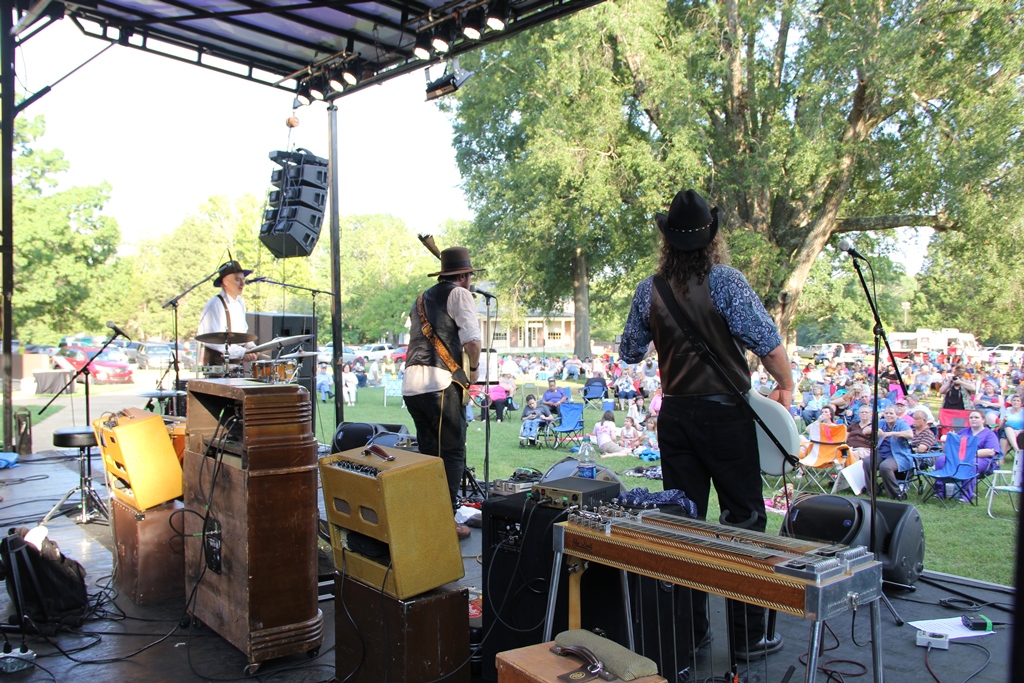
[335,572,469,683]
[183,379,322,674]
[110,497,184,605]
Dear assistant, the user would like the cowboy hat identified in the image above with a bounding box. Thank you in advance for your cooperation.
[427,246,485,277]
[213,260,252,287]
[655,189,721,251]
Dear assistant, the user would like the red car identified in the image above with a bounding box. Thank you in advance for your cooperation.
[392,346,408,363]
[53,346,134,384]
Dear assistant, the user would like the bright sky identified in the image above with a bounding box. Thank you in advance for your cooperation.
[14,20,930,274]
[14,20,473,247]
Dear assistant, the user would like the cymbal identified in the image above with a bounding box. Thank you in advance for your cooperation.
[196,331,257,345]
[279,351,318,359]
[249,334,313,354]
[139,390,187,399]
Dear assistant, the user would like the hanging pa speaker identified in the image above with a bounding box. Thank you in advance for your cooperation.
[782,494,925,586]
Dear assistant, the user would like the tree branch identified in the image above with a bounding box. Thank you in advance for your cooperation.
[833,214,958,233]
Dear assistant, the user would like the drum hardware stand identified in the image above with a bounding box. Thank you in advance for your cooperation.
[247,278,334,439]
[163,266,221,410]
[39,335,125,524]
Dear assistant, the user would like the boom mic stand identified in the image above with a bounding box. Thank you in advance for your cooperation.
[849,253,909,634]
[163,267,221,414]
[39,331,126,524]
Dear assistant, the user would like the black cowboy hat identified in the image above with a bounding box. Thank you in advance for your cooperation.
[213,260,252,287]
[655,189,721,251]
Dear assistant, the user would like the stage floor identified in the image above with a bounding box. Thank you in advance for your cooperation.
[0,448,1012,683]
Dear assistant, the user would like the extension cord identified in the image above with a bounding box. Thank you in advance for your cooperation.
[0,649,36,673]
[915,631,949,650]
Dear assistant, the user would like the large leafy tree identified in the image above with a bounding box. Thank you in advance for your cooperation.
[11,116,122,344]
[448,0,1024,350]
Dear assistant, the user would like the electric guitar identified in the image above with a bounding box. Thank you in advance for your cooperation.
[747,390,800,476]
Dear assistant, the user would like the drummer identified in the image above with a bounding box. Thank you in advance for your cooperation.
[197,260,261,365]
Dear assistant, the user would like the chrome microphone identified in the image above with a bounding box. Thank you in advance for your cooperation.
[106,320,131,341]
[837,238,868,261]
[470,285,496,299]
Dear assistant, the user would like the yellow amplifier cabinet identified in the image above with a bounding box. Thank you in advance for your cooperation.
[94,408,183,511]
[319,445,464,600]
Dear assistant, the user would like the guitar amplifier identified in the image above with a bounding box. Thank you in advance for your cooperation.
[319,445,465,600]
[93,408,183,511]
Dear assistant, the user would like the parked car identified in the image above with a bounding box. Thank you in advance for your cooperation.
[137,343,176,370]
[360,343,395,362]
[52,346,134,384]
[317,343,362,365]
[122,341,142,363]
[989,343,1024,365]
[392,346,408,363]
[24,344,57,356]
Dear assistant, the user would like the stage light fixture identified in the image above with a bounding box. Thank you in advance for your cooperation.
[309,75,328,101]
[413,33,432,60]
[328,70,346,92]
[431,23,454,53]
[462,8,485,39]
[295,83,313,107]
[341,61,363,86]
[486,0,508,31]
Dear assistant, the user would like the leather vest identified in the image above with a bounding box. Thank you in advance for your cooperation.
[406,282,461,371]
[650,274,751,396]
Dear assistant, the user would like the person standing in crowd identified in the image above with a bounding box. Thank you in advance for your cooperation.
[197,261,260,365]
[620,189,794,662]
[402,247,482,541]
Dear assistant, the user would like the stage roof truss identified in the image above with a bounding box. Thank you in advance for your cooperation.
[48,0,603,98]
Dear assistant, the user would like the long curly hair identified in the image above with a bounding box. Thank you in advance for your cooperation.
[656,232,730,299]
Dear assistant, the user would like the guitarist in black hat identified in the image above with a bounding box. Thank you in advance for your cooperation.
[403,247,482,541]
[620,189,794,663]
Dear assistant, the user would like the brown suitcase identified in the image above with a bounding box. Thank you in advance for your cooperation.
[335,573,469,683]
[497,642,668,683]
[110,497,185,604]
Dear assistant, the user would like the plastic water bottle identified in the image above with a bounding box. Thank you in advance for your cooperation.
[577,437,597,479]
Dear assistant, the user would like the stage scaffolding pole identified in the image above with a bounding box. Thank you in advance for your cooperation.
[327,101,344,430]
[2,0,16,451]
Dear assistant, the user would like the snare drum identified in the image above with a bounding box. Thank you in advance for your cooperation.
[253,360,299,384]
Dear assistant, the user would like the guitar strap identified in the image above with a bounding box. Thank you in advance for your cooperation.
[416,293,471,393]
[652,276,800,468]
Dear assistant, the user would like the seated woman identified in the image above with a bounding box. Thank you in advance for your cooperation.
[1002,394,1024,455]
[801,385,829,426]
[593,411,632,457]
[480,382,509,422]
[974,382,1003,414]
[627,395,648,428]
[932,410,1002,501]
[613,373,637,411]
[861,406,913,500]
[846,405,874,463]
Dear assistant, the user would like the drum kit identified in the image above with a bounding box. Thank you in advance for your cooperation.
[193,331,315,385]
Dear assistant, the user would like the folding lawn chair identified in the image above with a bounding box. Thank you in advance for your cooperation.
[796,423,850,493]
[921,431,979,507]
[544,402,585,450]
[937,408,972,440]
[987,452,1022,520]
[580,383,607,411]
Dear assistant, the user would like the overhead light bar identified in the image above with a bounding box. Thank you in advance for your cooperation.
[486,0,508,31]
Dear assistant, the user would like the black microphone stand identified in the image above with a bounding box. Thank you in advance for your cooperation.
[162,268,220,412]
[460,292,496,503]
[850,255,909,630]
[249,278,334,442]
[39,332,125,524]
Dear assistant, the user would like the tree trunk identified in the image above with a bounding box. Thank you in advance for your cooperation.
[572,249,590,358]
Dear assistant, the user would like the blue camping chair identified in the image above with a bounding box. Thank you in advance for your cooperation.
[921,432,979,507]
[544,402,585,450]
[580,383,607,411]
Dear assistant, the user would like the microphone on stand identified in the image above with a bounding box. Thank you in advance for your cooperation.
[106,321,131,341]
[245,276,267,285]
[470,285,497,300]
[838,238,869,261]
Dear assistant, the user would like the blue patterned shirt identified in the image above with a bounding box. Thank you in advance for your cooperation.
[619,265,782,363]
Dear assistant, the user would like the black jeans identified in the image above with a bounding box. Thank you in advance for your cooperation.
[658,395,768,647]
[404,383,467,511]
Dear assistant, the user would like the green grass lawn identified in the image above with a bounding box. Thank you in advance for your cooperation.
[314,384,1020,587]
